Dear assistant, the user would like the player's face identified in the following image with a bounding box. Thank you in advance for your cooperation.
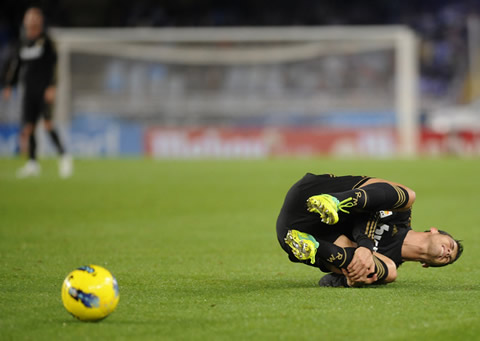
[424,227,458,267]
[23,11,43,40]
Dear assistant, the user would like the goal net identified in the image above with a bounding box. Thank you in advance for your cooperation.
[50,27,418,157]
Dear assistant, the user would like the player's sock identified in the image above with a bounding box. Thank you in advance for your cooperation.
[28,133,37,160]
[315,242,355,269]
[48,129,65,155]
[372,255,389,282]
[329,183,410,212]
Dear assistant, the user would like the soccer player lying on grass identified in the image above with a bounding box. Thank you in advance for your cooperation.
[276,173,463,287]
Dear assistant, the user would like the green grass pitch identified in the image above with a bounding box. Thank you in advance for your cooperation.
[1,157,480,340]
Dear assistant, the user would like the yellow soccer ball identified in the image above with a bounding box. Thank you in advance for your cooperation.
[61,265,119,321]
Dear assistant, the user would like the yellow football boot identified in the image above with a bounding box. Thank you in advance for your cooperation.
[284,230,319,264]
[306,194,355,224]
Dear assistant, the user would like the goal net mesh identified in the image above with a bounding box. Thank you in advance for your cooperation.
[51,27,418,156]
[69,41,395,124]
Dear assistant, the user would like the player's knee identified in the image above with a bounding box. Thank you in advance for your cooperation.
[404,187,416,208]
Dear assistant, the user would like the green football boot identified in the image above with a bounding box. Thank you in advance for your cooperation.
[284,230,319,264]
[306,194,355,225]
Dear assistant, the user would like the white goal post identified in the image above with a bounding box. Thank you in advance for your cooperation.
[51,26,419,156]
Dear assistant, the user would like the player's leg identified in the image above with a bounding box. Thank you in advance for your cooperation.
[307,180,413,224]
[17,96,41,178]
[44,119,65,155]
[42,103,73,178]
[16,122,41,177]
[19,123,28,155]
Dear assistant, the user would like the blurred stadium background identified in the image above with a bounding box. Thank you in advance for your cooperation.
[1,0,480,158]
[2,2,480,340]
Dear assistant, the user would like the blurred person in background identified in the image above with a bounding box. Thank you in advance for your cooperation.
[1,7,72,178]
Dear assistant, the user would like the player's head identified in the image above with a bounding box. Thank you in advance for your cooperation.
[422,227,463,268]
[23,7,44,40]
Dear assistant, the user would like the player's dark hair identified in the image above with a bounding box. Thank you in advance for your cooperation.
[425,229,463,267]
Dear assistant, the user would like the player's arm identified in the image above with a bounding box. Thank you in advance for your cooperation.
[44,37,57,86]
[43,37,58,104]
[346,213,379,282]
[334,235,397,286]
[2,44,21,100]
[342,252,397,286]
[371,252,397,284]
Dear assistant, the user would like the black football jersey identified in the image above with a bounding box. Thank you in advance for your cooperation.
[371,210,411,267]
[3,32,57,94]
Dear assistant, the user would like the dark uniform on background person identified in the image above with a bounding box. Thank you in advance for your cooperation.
[1,7,72,178]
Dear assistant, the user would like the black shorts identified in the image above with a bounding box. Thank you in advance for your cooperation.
[21,92,53,125]
[276,173,370,246]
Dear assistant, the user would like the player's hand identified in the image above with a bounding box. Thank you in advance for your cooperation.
[44,85,56,103]
[346,246,375,282]
[342,268,377,287]
[2,87,12,100]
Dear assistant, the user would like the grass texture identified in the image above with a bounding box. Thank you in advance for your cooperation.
[0,157,479,340]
